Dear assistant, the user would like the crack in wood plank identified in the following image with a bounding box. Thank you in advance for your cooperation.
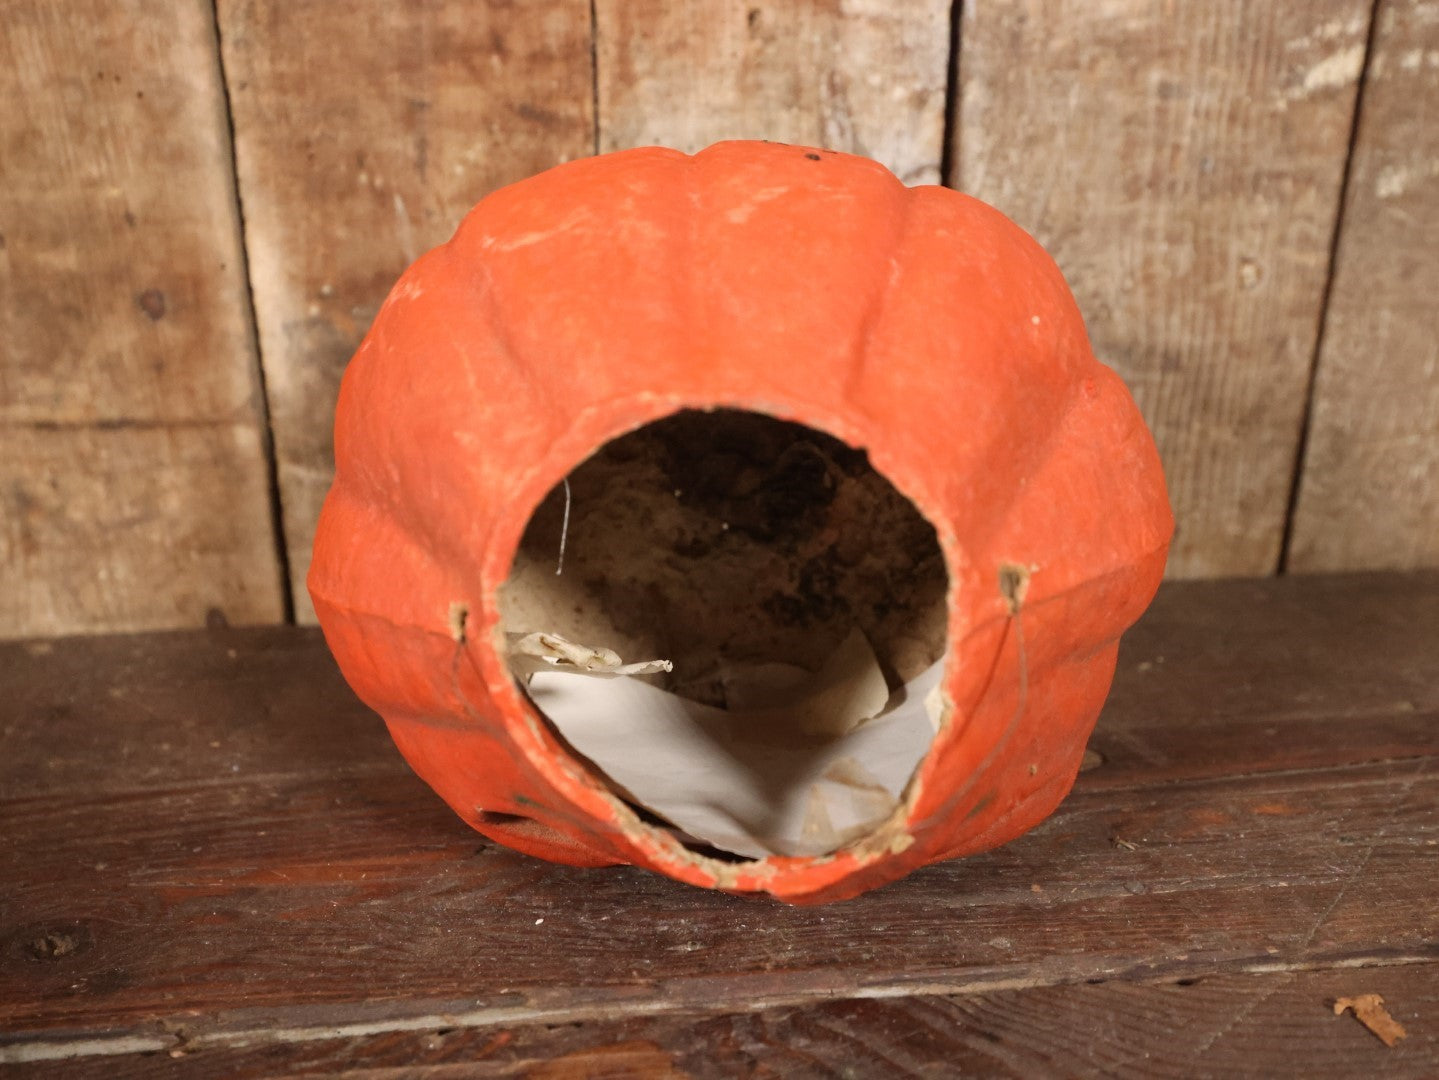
[4,953,1436,1066]
[1294,756,1431,950]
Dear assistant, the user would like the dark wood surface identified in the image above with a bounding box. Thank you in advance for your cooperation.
[2,572,1436,1076]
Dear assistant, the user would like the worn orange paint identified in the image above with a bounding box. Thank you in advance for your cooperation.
[308,142,1172,903]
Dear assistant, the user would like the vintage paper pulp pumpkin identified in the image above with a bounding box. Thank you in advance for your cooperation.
[308,141,1172,904]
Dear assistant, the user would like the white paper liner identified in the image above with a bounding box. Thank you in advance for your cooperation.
[526,631,944,859]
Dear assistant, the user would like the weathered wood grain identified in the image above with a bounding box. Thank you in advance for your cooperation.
[595,0,951,184]
[6,753,1431,1035]
[1289,0,1439,572]
[217,0,595,621]
[4,573,1433,803]
[0,0,285,637]
[955,0,1372,577]
[9,963,1435,1078]
[1,575,1435,1071]
[1090,570,1439,791]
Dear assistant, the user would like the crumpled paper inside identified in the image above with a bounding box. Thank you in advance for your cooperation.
[519,629,944,859]
[507,630,674,679]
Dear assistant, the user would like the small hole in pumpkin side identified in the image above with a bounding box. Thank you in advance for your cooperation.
[498,408,949,863]
[474,810,529,827]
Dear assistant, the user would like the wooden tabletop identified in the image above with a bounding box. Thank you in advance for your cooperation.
[1,572,1436,1077]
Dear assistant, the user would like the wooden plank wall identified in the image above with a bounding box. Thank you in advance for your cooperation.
[595,0,951,184]
[0,0,285,636]
[957,0,1371,577]
[1288,0,1439,571]
[218,1,595,621]
[1,0,1435,637]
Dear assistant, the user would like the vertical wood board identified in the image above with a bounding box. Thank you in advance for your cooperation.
[956,0,1371,577]
[0,0,284,637]
[596,0,952,184]
[1289,0,1439,572]
[219,0,596,621]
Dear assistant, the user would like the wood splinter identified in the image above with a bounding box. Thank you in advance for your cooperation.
[1332,993,1407,1047]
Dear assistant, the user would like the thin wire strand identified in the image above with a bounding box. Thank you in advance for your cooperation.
[555,477,572,575]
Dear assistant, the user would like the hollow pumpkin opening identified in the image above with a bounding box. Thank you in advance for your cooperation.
[497,408,949,861]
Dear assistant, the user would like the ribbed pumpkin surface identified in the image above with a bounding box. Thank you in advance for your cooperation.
[309,141,1172,903]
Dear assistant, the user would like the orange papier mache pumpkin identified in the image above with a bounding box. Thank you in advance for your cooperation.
[309,140,1172,904]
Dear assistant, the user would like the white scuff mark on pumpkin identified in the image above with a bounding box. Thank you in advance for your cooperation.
[482,208,593,252]
[392,278,425,302]
[726,186,792,225]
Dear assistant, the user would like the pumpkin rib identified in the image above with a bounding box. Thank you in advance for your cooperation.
[956,380,1168,614]
[326,247,538,592]
[308,487,470,650]
[935,644,1122,861]
[910,543,1166,852]
[846,186,1089,590]
[942,347,1169,601]
[834,185,1156,857]
[840,176,920,419]
[685,142,914,423]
